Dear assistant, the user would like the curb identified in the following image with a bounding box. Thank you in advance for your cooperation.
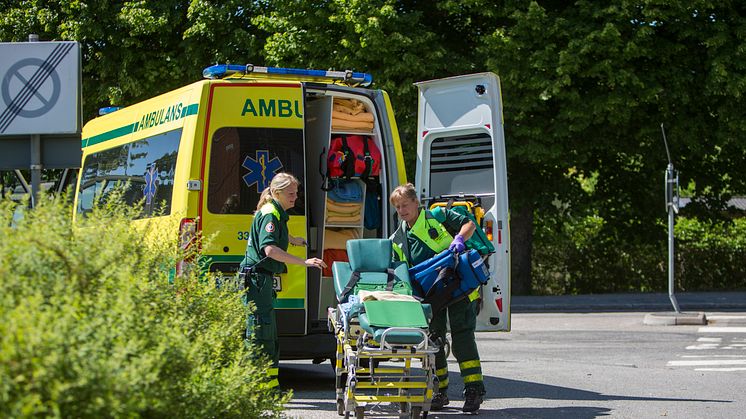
[643,312,707,326]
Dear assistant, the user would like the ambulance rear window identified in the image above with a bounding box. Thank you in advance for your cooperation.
[77,129,181,218]
[207,127,306,215]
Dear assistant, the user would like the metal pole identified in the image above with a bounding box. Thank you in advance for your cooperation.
[30,134,42,207]
[667,163,681,313]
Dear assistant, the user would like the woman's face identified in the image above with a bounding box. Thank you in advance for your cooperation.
[392,196,419,227]
[275,183,298,211]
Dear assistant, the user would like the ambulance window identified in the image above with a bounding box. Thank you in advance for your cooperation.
[77,129,181,218]
[428,133,495,196]
[207,127,306,215]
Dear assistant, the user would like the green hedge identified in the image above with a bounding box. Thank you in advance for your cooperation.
[0,194,287,418]
[532,213,746,295]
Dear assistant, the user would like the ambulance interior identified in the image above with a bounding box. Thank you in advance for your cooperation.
[303,91,388,329]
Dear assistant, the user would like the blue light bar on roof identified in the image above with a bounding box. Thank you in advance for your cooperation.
[202,64,373,87]
[98,106,121,116]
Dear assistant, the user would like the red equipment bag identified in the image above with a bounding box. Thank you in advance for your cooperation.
[327,134,381,179]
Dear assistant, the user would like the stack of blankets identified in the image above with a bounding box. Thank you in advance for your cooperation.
[332,98,374,132]
[323,180,364,276]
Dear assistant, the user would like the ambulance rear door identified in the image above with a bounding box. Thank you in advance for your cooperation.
[414,73,511,331]
[199,80,309,336]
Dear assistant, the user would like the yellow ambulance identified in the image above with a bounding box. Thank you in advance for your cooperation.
[74,65,511,361]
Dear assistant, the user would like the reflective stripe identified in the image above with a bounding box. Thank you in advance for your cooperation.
[462,373,483,384]
[468,288,480,301]
[438,377,449,389]
[436,367,449,376]
[260,202,281,219]
[268,378,280,388]
[392,242,407,264]
[268,367,279,376]
[459,360,481,370]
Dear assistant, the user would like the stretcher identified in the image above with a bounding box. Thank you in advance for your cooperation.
[328,239,438,418]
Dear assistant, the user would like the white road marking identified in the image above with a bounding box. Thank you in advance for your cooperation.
[695,367,746,372]
[697,327,746,333]
[681,355,746,358]
[706,316,746,320]
[668,359,746,366]
[696,337,722,342]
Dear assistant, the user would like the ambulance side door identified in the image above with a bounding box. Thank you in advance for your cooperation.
[414,73,511,332]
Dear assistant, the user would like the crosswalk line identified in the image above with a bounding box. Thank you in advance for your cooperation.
[668,359,746,366]
[697,327,746,333]
[695,368,746,372]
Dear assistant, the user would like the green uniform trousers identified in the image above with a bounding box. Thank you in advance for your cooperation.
[430,298,485,394]
[243,272,279,388]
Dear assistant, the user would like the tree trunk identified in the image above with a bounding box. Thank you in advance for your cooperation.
[510,201,534,295]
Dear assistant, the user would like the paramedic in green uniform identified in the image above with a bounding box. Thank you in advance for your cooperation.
[239,173,326,390]
[389,183,485,413]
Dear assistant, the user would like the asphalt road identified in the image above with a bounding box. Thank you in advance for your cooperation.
[279,311,746,418]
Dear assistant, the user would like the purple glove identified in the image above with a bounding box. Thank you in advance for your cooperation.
[448,234,466,253]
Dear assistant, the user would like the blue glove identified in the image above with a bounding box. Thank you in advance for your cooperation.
[448,234,466,253]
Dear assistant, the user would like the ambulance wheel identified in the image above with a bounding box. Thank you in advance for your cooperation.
[355,406,365,418]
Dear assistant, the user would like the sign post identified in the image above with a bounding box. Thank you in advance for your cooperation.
[0,36,82,205]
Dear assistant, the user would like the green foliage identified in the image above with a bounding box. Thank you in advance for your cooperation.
[675,216,746,290]
[0,194,287,418]
[533,211,746,295]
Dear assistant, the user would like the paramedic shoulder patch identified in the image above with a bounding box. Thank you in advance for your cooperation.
[265,222,275,233]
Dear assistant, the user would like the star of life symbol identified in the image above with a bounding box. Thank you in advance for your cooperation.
[143,164,159,205]
[242,150,283,193]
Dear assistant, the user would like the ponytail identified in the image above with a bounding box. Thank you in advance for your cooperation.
[255,172,300,212]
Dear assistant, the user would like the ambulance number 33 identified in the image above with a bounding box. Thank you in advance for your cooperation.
[237,231,250,240]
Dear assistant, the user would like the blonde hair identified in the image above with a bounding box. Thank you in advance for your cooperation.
[389,183,418,205]
[256,173,300,212]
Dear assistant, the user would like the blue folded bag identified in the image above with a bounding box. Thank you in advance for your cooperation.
[408,249,490,311]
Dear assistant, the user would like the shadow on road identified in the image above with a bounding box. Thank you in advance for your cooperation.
[279,363,729,418]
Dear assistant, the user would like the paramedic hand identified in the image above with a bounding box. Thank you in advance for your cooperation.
[304,257,327,269]
[448,234,466,253]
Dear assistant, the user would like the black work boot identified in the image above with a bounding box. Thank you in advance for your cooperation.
[430,391,450,410]
[462,386,483,413]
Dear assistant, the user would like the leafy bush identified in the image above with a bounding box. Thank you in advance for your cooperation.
[675,217,746,291]
[532,211,746,295]
[0,193,287,418]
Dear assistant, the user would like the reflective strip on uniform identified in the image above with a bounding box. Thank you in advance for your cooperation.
[438,377,449,389]
[462,373,483,384]
[268,378,280,388]
[268,367,279,376]
[436,367,449,377]
[468,288,480,301]
[459,360,481,370]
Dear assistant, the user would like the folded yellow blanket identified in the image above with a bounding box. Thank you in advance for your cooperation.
[327,209,361,218]
[324,228,361,249]
[332,109,374,123]
[334,98,366,115]
[327,214,362,224]
[332,118,374,132]
[327,199,362,214]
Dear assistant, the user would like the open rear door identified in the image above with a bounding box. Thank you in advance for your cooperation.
[415,73,510,331]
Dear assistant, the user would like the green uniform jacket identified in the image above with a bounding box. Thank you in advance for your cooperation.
[240,199,289,274]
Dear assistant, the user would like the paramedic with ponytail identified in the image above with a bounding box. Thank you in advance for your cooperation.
[389,183,485,413]
[239,173,326,391]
